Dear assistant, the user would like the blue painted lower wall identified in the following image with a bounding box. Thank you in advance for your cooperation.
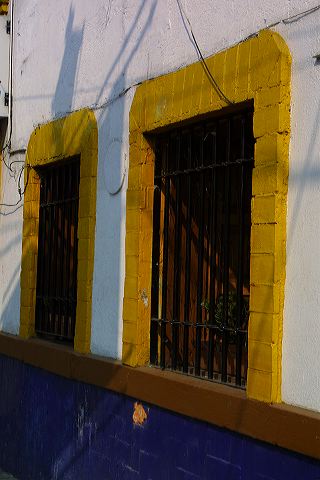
[0,354,320,480]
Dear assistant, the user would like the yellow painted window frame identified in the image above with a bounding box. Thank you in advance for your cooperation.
[20,109,98,354]
[123,30,291,403]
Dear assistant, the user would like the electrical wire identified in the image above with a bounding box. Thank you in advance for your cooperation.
[0,164,30,208]
[7,0,13,152]
[1,0,319,208]
[176,0,233,105]
[27,1,320,134]
[176,0,320,106]
[1,0,14,158]
[269,3,320,27]
[106,154,127,195]
[0,0,15,178]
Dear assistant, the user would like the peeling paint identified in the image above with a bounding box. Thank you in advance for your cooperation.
[140,289,148,307]
[133,401,147,426]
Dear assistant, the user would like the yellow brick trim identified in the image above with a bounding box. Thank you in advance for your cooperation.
[0,0,8,15]
[124,30,291,403]
[20,109,98,354]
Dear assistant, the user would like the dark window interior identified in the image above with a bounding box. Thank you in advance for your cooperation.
[35,157,80,343]
[150,108,254,388]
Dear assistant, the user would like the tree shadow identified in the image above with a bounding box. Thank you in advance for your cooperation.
[51,6,84,118]
[91,0,156,358]
[0,1,156,478]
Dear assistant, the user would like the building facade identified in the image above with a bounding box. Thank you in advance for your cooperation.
[0,0,320,478]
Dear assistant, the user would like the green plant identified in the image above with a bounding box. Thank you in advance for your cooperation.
[201,292,249,337]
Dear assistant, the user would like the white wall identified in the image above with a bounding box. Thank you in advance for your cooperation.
[1,0,320,411]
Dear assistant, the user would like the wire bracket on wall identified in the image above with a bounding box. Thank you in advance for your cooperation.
[106,153,127,196]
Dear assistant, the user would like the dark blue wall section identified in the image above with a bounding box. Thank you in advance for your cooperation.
[0,354,320,480]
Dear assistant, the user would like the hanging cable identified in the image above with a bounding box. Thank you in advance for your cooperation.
[1,0,14,157]
[176,0,320,106]
[269,3,320,27]
[3,1,320,169]
[0,164,30,208]
[24,1,320,135]
[0,0,15,176]
[176,0,233,106]
[7,0,14,152]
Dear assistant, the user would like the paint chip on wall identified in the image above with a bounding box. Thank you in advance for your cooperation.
[133,401,147,426]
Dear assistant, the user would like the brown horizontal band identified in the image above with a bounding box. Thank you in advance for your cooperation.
[0,331,319,460]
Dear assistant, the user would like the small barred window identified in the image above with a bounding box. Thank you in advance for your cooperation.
[35,158,80,343]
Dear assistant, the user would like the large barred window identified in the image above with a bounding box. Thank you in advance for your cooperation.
[150,107,254,388]
[35,158,80,343]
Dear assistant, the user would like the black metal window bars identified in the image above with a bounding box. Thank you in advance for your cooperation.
[35,157,80,343]
[150,108,254,388]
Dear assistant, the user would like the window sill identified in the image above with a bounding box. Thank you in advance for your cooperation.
[0,332,319,460]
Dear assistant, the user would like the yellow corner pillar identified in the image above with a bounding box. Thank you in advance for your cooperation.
[123,30,291,403]
[20,109,98,354]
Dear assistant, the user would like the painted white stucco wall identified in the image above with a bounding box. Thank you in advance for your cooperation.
[1,0,320,411]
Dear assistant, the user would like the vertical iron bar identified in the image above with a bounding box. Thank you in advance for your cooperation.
[52,168,59,336]
[61,165,67,336]
[183,135,192,373]
[172,134,181,370]
[150,143,161,365]
[57,166,66,337]
[35,173,46,333]
[236,116,248,385]
[195,130,205,376]
[161,145,170,368]
[46,170,53,334]
[236,163,245,385]
[71,161,80,339]
[221,120,231,383]
[208,128,217,379]
[64,163,72,338]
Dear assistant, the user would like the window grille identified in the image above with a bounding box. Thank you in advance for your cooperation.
[150,108,254,388]
[35,158,80,343]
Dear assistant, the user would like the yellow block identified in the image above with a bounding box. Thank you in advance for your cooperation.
[123,298,138,323]
[252,195,276,224]
[250,224,275,254]
[251,254,276,285]
[250,284,280,315]
[247,368,273,402]
[249,312,278,344]
[253,103,290,138]
[252,163,286,196]
[125,231,140,257]
[124,275,139,300]
[0,0,9,15]
[122,320,138,345]
[255,133,289,167]
[122,342,138,366]
[248,340,277,372]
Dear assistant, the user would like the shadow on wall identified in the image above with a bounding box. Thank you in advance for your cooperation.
[0,1,156,478]
[91,0,156,358]
[285,97,320,254]
[51,6,84,117]
[2,2,310,477]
